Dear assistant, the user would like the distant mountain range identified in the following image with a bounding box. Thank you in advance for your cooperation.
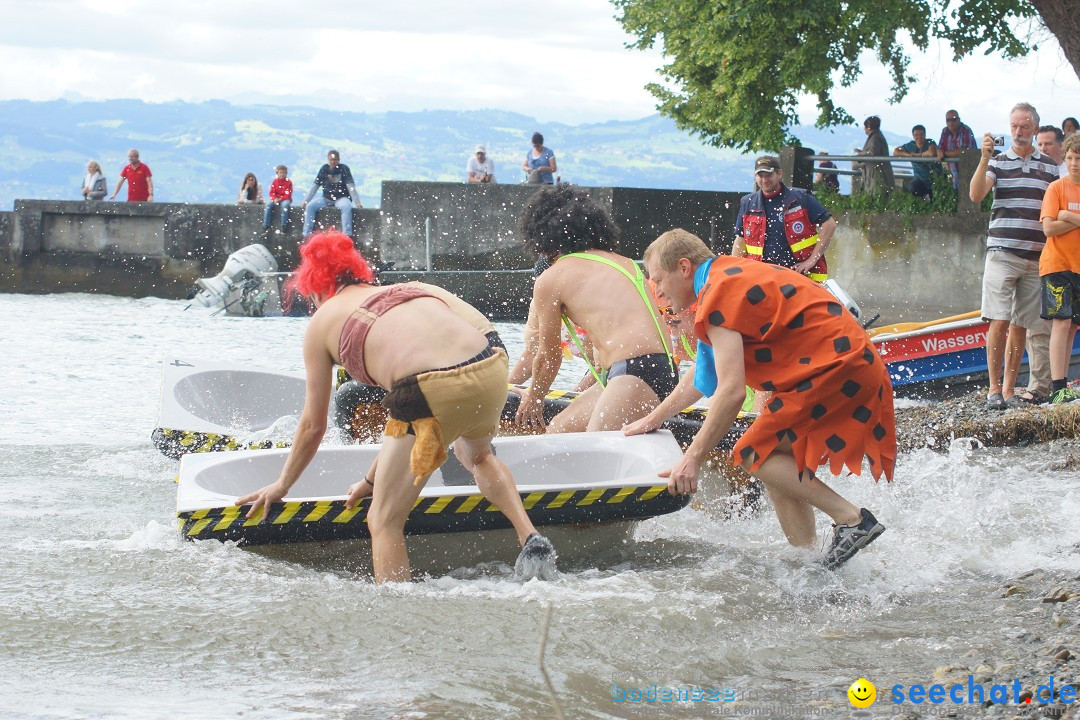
[0,99,906,209]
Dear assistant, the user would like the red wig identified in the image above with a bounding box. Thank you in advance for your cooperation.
[288,230,376,300]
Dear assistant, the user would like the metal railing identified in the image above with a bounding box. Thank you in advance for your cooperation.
[807,154,948,183]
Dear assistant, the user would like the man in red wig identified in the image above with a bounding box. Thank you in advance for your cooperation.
[237,231,556,583]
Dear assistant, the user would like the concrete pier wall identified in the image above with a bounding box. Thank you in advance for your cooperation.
[0,183,992,323]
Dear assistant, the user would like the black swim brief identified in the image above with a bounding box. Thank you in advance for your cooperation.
[607,353,679,400]
[485,330,506,354]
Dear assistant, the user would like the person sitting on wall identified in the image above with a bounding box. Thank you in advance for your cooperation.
[628,228,894,570]
[467,145,495,184]
[237,172,263,205]
[264,165,293,231]
[893,124,939,200]
[81,160,107,201]
[513,185,678,433]
[302,150,362,238]
[236,230,557,584]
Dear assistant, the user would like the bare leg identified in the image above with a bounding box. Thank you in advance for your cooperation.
[986,319,1009,396]
[454,436,537,546]
[586,375,660,431]
[740,445,861,548]
[365,435,425,584]
[1050,318,1074,380]
[1002,324,1027,398]
[545,382,602,434]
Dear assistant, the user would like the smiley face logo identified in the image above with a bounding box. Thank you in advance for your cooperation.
[847,678,876,708]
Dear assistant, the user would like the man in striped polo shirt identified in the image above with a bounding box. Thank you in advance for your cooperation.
[970,102,1058,409]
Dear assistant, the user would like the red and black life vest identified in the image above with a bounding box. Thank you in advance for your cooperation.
[740,186,828,282]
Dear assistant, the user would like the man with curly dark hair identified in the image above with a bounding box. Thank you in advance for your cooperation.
[514,185,679,431]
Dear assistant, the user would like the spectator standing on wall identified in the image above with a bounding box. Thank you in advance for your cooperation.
[853,116,894,194]
[110,149,153,202]
[814,152,840,192]
[302,150,361,238]
[969,102,1058,409]
[81,161,107,201]
[264,165,293,231]
[522,132,556,185]
[237,172,263,205]
[893,125,939,200]
[467,145,495,184]
[1063,117,1079,136]
[938,110,978,188]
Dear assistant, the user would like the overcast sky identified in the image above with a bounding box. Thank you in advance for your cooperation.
[1,0,1078,142]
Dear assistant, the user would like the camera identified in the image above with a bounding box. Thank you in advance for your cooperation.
[993,135,1006,147]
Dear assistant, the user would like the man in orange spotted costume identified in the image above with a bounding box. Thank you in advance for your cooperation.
[628,229,894,569]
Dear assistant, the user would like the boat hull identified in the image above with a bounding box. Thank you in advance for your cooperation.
[176,431,691,547]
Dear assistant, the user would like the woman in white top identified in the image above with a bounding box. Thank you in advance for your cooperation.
[81,161,107,201]
[237,172,264,204]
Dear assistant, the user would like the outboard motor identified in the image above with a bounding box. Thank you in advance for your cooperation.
[190,244,278,308]
[823,278,879,330]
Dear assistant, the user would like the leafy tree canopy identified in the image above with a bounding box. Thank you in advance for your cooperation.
[612,0,1061,152]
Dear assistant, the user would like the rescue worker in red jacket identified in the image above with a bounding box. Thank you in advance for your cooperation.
[732,156,837,282]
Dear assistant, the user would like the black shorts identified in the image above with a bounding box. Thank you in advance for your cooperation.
[607,353,679,400]
[1040,271,1080,323]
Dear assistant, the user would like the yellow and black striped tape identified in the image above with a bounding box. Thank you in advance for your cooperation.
[178,483,687,545]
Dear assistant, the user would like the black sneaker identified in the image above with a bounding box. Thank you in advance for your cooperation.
[513,533,558,581]
[819,508,885,570]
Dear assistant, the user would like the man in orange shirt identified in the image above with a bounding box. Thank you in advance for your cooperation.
[1039,132,1080,403]
[629,229,894,570]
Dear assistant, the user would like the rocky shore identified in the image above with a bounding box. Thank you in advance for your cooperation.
[895,391,1080,454]
[888,572,1079,720]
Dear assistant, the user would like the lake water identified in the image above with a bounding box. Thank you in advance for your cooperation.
[2,293,1077,719]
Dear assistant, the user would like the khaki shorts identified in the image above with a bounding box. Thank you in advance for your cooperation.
[981,250,1043,329]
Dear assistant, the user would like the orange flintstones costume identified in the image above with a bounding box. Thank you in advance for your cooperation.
[693,257,896,480]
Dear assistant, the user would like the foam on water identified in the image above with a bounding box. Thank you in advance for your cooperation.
[2,293,1078,719]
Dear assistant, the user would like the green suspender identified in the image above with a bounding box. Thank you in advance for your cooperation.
[562,314,607,387]
[558,252,677,384]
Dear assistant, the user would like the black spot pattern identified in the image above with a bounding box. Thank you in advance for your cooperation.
[724,266,743,276]
[755,348,773,363]
[796,378,813,393]
[841,380,861,398]
[863,347,876,365]
[810,403,827,420]
[798,357,811,364]
[739,445,755,460]
[833,337,851,354]
[767,397,784,412]
[873,423,886,441]
[826,302,843,316]
[761,381,776,391]
[825,434,847,452]
[759,322,772,336]
[708,310,725,326]
[775,428,797,443]
[780,284,797,298]
[786,313,805,330]
[745,285,766,305]
[852,406,871,423]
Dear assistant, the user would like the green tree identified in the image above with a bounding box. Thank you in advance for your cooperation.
[613,0,1075,152]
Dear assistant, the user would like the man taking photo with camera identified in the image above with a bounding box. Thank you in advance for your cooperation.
[969,102,1059,409]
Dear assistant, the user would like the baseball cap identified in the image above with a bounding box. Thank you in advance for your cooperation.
[754,156,781,174]
[474,144,486,154]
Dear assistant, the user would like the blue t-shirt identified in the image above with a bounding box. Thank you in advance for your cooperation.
[526,147,556,184]
[734,187,830,268]
[900,140,935,183]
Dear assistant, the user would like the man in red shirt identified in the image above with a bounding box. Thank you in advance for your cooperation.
[110,149,154,202]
